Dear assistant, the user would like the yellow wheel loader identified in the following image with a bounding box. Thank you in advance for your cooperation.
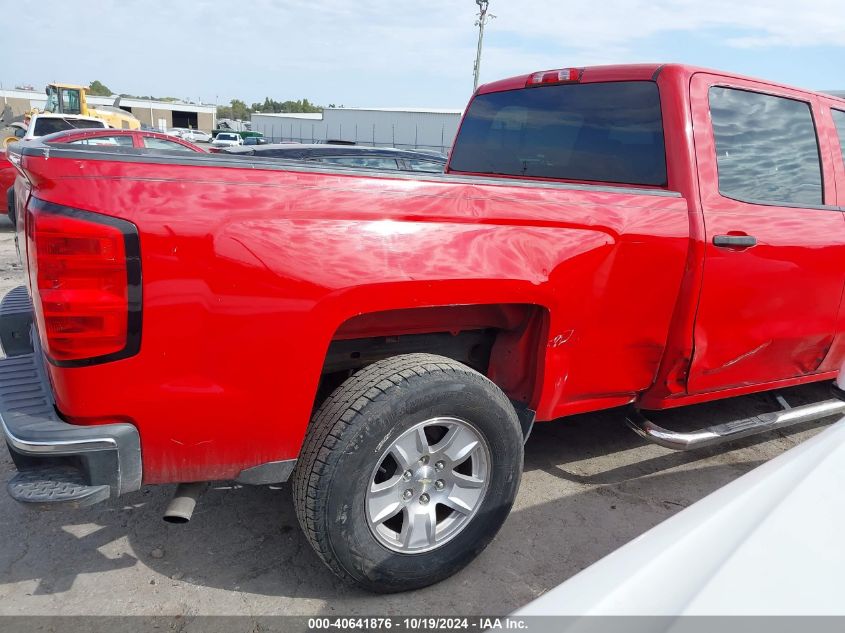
[43,83,140,130]
[2,83,141,148]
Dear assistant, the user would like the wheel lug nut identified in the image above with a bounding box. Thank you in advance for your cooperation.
[435,479,445,490]
[435,461,445,471]
[419,493,430,504]
[403,489,413,500]
[403,469,413,480]
[420,455,429,465]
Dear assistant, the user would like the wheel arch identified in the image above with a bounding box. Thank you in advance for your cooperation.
[316,302,550,411]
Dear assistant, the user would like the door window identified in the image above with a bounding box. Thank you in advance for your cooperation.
[70,135,134,147]
[317,156,400,170]
[709,87,823,206]
[832,109,845,164]
[143,137,194,151]
[404,159,446,173]
[61,89,82,115]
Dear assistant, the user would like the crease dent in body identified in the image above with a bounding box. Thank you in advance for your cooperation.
[703,340,771,375]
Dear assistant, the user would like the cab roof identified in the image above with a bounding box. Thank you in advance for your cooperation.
[475,63,845,106]
[475,63,663,95]
[47,83,86,91]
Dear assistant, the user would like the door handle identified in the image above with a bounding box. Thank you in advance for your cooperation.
[713,234,757,248]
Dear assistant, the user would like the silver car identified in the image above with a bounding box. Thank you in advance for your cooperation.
[180,129,211,143]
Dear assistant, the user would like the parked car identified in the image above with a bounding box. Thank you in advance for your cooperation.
[223,143,447,172]
[40,127,206,151]
[2,128,204,222]
[4,63,845,595]
[212,128,262,141]
[211,131,243,147]
[0,152,14,220]
[243,136,268,146]
[179,129,212,143]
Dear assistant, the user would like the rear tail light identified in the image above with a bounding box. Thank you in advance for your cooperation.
[26,198,141,366]
[526,68,582,87]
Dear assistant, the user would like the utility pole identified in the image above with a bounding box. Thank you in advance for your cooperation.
[472,0,494,93]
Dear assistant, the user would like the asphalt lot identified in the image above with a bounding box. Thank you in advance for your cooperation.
[0,216,837,618]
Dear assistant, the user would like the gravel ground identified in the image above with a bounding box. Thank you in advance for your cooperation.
[0,215,836,618]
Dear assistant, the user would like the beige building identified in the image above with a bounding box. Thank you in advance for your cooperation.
[0,88,216,132]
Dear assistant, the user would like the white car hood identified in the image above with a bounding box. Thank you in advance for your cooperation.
[517,418,845,616]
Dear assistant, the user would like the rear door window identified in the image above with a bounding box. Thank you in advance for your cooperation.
[317,156,400,170]
[709,87,823,206]
[143,137,195,151]
[449,81,667,186]
[70,135,134,147]
[404,159,446,173]
[832,109,845,165]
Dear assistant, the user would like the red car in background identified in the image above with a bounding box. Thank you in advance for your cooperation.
[1,128,204,221]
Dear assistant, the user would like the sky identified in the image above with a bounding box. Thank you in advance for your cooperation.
[2,0,843,109]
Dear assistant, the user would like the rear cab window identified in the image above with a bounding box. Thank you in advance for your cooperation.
[33,118,106,136]
[448,81,667,187]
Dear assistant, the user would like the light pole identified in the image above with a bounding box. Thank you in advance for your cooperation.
[472,0,494,93]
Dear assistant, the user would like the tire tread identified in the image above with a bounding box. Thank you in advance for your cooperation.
[292,354,506,584]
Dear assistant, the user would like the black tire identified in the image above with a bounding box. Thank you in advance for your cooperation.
[292,353,524,593]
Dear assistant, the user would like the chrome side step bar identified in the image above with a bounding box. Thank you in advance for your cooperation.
[626,397,845,451]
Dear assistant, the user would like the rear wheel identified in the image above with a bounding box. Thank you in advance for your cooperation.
[293,353,524,592]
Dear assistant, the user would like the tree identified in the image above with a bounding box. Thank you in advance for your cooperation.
[88,80,113,96]
[230,99,250,120]
[248,97,323,114]
[218,97,322,120]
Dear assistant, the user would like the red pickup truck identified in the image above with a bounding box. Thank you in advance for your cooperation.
[4,63,845,593]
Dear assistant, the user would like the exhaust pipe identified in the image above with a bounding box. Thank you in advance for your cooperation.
[163,482,207,524]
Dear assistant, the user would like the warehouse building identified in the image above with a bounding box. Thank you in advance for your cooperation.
[251,107,463,154]
[0,88,216,131]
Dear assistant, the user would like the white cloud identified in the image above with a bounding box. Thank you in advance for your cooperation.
[2,0,842,107]
[493,0,845,51]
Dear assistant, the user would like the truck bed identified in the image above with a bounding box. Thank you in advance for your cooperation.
[12,141,690,483]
